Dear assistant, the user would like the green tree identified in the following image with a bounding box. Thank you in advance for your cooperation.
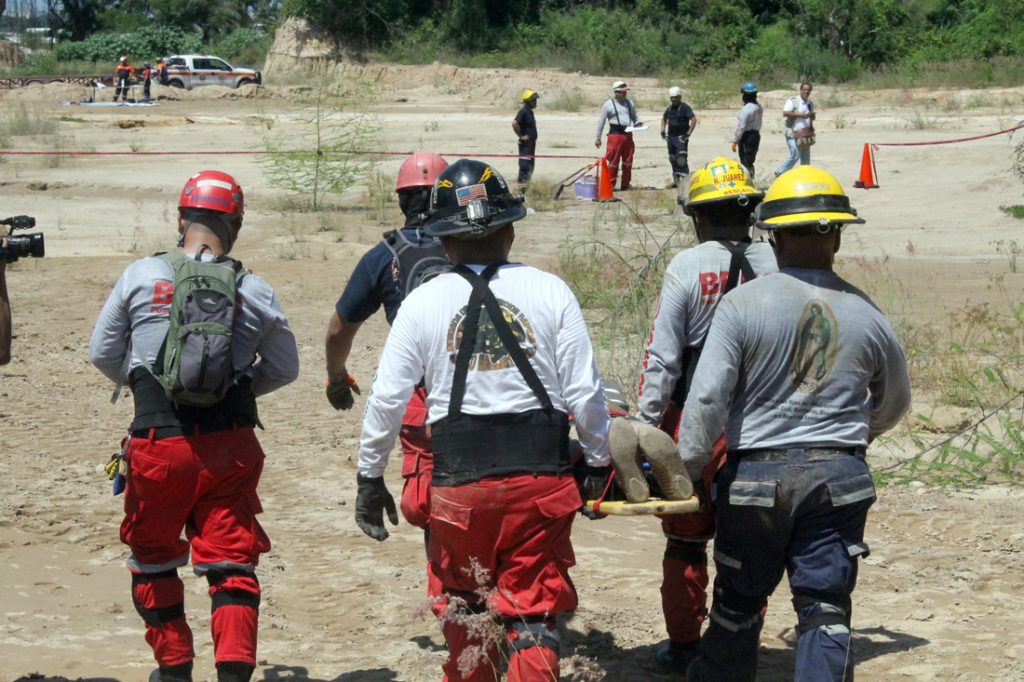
[260,77,381,211]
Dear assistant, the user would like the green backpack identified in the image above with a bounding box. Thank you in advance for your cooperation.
[153,251,246,407]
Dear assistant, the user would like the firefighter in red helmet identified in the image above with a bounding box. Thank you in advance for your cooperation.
[90,170,299,682]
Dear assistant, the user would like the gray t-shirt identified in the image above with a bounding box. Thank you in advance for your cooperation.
[679,267,911,481]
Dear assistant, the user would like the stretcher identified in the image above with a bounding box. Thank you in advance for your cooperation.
[585,496,699,516]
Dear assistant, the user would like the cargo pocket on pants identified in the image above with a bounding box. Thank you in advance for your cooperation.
[826,473,876,507]
[726,479,778,508]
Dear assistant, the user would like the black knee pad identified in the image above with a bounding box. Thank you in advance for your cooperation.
[507,618,560,654]
[665,539,708,566]
[205,569,260,613]
[792,589,851,636]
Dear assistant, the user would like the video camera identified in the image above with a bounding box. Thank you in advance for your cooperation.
[1,215,45,263]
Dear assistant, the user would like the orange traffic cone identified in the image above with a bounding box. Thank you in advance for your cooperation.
[597,157,616,202]
[853,143,878,189]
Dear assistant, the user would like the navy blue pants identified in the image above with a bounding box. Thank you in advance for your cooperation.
[688,448,875,682]
[667,133,690,176]
[517,138,536,183]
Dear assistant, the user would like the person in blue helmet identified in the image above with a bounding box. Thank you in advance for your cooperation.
[732,82,763,180]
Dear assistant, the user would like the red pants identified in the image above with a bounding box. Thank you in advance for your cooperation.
[400,387,433,528]
[604,133,635,189]
[658,404,727,644]
[429,474,581,682]
[121,428,270,667]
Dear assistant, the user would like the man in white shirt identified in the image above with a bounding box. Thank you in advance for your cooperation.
[595,80,642,190]
[775,82,816,176]
[354,159,612,681]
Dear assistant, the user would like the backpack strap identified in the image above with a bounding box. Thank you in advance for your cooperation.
[448,263,552,419]
[668,240,756,408]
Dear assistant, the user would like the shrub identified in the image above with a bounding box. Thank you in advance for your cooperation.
[53,26,202,63]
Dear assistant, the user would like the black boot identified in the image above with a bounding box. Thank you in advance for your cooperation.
[149,661,193,682]
[217,661,255,682]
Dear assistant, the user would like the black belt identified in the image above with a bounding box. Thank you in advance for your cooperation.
[608,124,628,134]
[131,423,252,440]
[668,129,688,136]
[730,447,863,462]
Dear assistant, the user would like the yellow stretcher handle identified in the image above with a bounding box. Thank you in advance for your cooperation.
[585,497,700,516]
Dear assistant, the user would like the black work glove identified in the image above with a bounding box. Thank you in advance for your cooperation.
[577,464,613,520]
[355,474,399,541]
[691,480,709,513]
[326,372,361,411]
[660,131,667,140]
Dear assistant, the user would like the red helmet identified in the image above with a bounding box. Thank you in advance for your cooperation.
[396,152,448,192]
[179,170,244,219]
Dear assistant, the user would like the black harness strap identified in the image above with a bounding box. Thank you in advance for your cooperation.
[450,263,552,414]
[448,262,503,418]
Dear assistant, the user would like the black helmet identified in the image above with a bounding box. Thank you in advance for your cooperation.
[423,159,526,238]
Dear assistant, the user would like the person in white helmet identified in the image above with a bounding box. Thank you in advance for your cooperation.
[660,86,697,184]
[595,80,642,190]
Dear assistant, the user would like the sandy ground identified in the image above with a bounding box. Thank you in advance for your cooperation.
[2,66,1024,681]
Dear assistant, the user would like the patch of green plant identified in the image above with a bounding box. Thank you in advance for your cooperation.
[544,87,590,113]
[557,202,694,394]
[259,77,381,212]
[992,239,1021,272]
[0,106,57,137]
[53,26,203,63]
[1001,205,1024,220]
[904,110,936,130]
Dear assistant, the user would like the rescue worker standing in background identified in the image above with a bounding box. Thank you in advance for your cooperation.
[89,171,300,682]
[324,151,448,585]
[595,80,642,191]
[512,89,540,185]
[732,82,763,180]
[775,82,816,177]
[141,62,153,102]
[114,55,135,102]
[354,159,613,681]
[681,166,911,681]
[635,157,777,675]
[157,58,169,86]
[660,86,697,185]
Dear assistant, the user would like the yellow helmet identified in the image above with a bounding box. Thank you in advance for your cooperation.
[684,157,762,215]
[754,166,864,230]
[521,89,539,102]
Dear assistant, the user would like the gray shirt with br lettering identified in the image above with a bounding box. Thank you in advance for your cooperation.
[678,267,911,481]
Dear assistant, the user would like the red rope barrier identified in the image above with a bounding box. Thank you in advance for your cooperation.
[872,121,1024,148]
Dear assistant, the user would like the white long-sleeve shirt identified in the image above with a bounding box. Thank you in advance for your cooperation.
[358,262,611,478]
[734,102,763,142]
[89,252,299,397]
[678,267,911,481]
[637,240,777,426]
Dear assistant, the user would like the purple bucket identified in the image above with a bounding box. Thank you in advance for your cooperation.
[575,175,597,200]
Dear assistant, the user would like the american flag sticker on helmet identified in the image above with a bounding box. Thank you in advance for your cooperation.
[456,183,488,206]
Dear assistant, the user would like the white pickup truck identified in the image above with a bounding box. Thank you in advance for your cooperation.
[164,55,261,90]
